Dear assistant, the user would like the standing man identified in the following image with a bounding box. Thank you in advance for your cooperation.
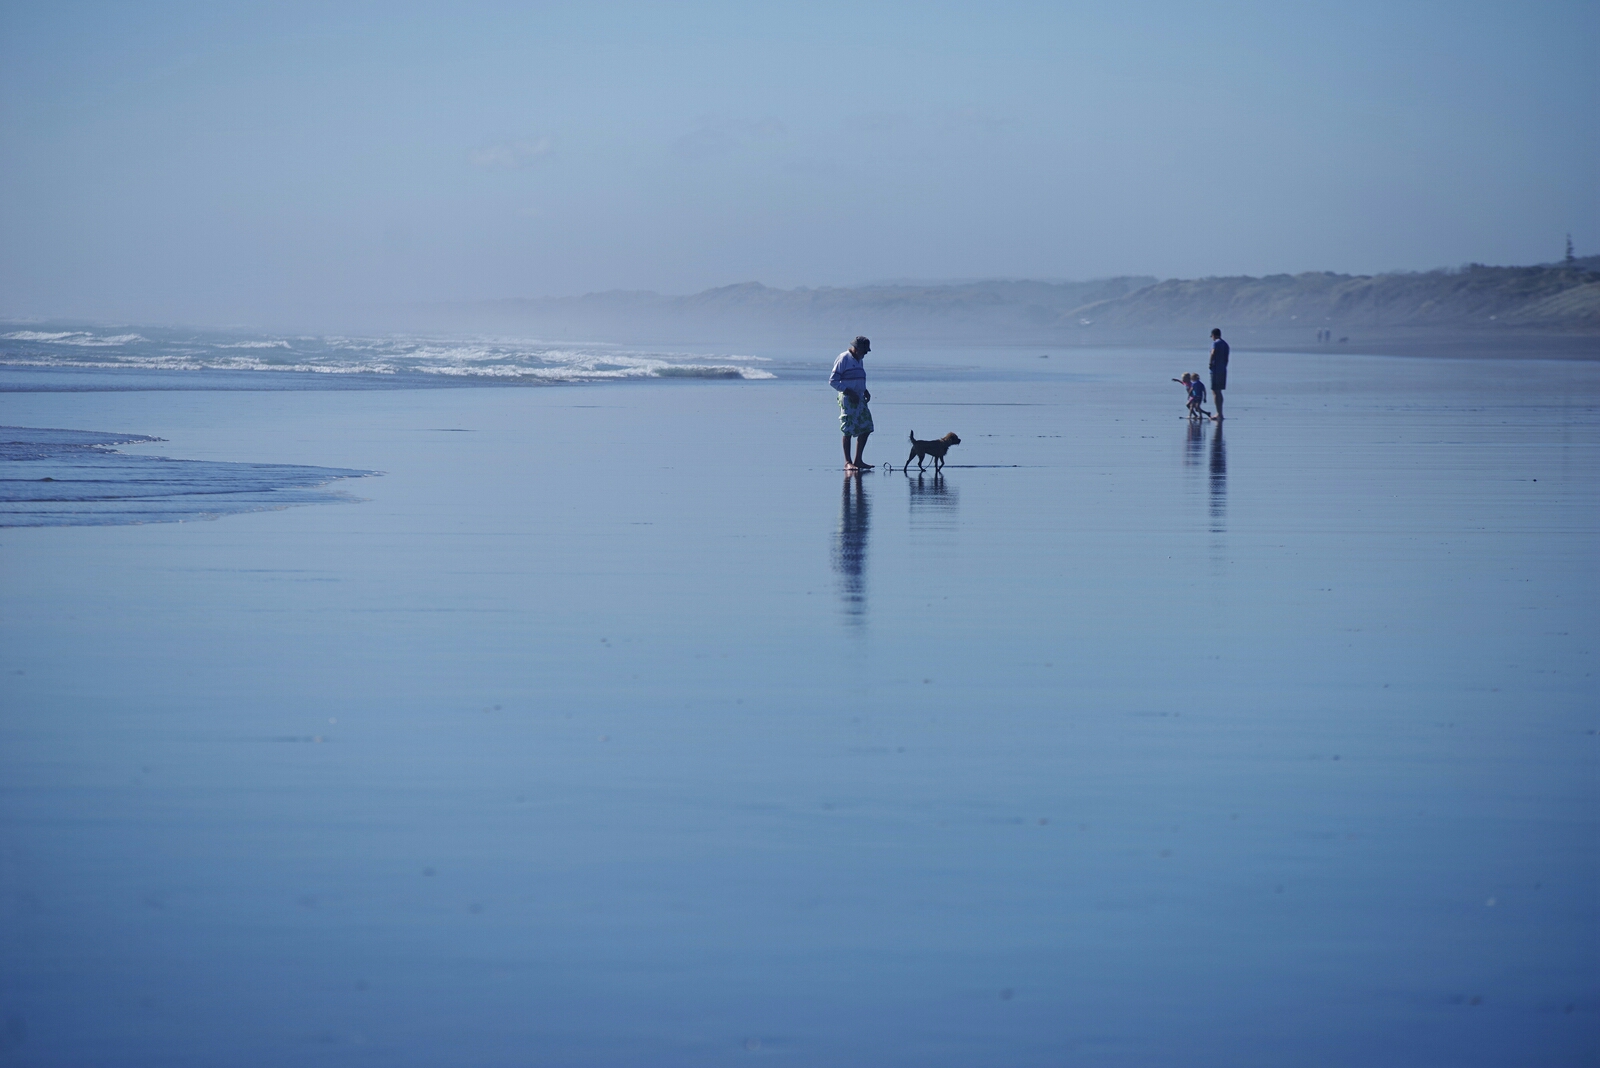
[830,335,874,469]
[1209,328,1229,421]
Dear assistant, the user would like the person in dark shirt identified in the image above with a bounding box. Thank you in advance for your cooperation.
[1209,328,1230,421]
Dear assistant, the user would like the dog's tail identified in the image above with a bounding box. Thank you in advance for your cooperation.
[908,429,915,442]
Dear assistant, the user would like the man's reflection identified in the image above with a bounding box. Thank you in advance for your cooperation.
[907,470,958,530]
[1209,425,1226,530]
[832,472,870,620]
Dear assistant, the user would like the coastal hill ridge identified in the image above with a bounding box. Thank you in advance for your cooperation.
[393,258,1600,355]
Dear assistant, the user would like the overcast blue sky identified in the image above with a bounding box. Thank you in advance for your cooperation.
[2,1,1596,326]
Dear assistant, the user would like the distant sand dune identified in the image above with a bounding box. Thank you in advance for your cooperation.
[386,263,1600,349]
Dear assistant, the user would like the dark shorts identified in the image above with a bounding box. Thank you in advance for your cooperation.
[1211,369,1227,392]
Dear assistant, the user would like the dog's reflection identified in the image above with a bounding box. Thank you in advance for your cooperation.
[907,470,959,531]
[832,471,870,620]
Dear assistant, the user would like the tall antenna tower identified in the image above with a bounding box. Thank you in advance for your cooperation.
[1567,234,1576,265]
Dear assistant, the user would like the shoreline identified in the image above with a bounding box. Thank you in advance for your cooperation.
[2,329,1596,396]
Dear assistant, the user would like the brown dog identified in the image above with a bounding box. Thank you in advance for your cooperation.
[904,430,961,472]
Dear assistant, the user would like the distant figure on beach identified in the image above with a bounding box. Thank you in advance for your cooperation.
[830,336,874,470]
[1209,328,1229,421]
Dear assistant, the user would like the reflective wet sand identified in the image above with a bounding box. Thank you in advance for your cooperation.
[1,349,1596,1065]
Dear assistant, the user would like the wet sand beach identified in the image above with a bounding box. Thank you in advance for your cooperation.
[1,348,1597,1065]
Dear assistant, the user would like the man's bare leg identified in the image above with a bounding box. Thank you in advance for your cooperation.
[842,434,856,467]
[1213,390,1224,420]
[852,432,872,469]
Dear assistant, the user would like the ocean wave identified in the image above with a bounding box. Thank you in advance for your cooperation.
[2,331,147,347]
[0,327,774,385]
[653,365,768,379]
[0,356,403,375]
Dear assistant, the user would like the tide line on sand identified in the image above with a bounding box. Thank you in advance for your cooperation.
[0,425,376,527]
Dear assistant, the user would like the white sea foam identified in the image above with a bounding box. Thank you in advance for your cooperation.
[3,331,148,347]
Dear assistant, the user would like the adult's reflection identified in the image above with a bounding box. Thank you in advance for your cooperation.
[1209,424,1227,529]
[832,471,870,621]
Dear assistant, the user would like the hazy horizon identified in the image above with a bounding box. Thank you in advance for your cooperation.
[2,1,1596,329]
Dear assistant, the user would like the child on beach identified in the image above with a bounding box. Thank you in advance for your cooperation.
[1173,373,1211,419]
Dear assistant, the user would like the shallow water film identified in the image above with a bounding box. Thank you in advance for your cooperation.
[0,426,373,527]
[0,348,1596,1066]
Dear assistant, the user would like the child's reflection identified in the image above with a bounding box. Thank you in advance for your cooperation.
[1185,418,1204,467]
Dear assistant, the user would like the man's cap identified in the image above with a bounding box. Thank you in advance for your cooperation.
[853,336,871,350]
